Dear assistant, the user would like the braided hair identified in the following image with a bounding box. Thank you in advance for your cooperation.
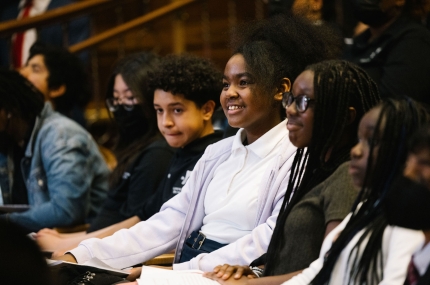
[264,60,380,275]
[311,98,430,285]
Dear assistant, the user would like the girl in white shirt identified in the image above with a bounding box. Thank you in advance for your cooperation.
[207,99,429,285]
[54,16,341,274]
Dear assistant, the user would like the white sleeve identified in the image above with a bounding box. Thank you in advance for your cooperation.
[69,154,209,269]
[379,227,424,285]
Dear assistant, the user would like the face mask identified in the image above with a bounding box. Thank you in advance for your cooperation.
[352,0,391,27]
[113,105,148,144]
[385,175,430,230]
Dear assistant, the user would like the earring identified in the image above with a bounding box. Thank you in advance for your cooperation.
[7,113,11,119]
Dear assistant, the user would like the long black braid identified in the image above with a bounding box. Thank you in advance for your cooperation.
[311,98,430,285]
[264,60,381,275]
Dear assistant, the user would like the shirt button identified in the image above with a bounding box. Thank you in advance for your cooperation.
[38,179,44,187]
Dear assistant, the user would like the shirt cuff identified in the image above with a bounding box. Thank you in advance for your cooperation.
[68,245,93,264]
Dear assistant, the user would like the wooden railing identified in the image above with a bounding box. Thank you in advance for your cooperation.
[0,0,112,37]
[0,0,264,121]
[70,0,197,53]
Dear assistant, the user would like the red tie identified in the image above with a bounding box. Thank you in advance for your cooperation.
[406,259,420,285]
[12,0,33,68]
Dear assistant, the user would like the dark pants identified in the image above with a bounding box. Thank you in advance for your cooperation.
[179,231,227,263]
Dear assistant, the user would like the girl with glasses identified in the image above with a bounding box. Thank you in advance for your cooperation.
[206,60,380,284]
[282,99,429,285]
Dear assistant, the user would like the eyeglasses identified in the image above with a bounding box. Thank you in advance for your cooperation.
[282,92,314,113]
[105,98,136,112]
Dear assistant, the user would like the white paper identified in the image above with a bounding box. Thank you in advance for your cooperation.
[138,266,218,285]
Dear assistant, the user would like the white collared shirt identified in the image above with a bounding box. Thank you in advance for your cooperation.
[201,120,288,244]
[15,0,51,66]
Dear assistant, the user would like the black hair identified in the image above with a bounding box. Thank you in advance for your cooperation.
[148,54,222,109]
[0,220,53,285]
[0,69,44,122]
[311,98,429,285]
[230,15,343,118]
[106,52,160,106]
[409,124,430,154]
[106,52,161,188]
[28,42,91,116]
[264,60,381,276]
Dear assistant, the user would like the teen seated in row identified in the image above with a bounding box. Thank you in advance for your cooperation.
[35,52,175,249]
[36,54,224,255]
[0,70,109,232]
[54,16,340,272]
[19,42,91,128]
[247,99,427,285]
[386,125,430,285]
[281,99,429,285]
[205,60,381,284]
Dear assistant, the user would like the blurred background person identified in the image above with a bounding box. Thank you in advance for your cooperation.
[343,0,430,105]
[0,69,108,232]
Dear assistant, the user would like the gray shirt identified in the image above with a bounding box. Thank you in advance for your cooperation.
[271,161,357,275]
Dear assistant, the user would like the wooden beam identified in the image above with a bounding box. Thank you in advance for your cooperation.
[69,0,196,53]
[0,0,111,37]
[172,0,186,54]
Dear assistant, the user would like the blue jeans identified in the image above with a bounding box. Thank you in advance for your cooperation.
[179,231,226,263]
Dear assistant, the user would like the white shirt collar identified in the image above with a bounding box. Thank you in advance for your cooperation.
[231,119,288,158]
[19,0,51,14]
[413,242,430,276]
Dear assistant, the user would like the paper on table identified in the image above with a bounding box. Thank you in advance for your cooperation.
[138,266,218,285]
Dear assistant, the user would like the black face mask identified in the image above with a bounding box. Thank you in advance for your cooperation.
[113,105,148,144]
[352,0,391,27]
[385,175,430,230]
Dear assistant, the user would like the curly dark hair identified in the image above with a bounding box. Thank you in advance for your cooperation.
[231,15,343,100]
[148,54,222,109]
[28,42,91,115]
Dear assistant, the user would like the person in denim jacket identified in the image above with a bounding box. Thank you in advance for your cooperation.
[0,70,109,232]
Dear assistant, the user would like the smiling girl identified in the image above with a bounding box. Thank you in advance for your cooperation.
[55,16,340,274]
[206,60,380,285]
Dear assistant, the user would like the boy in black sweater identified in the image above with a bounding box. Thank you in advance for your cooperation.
[36,54,224,254]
